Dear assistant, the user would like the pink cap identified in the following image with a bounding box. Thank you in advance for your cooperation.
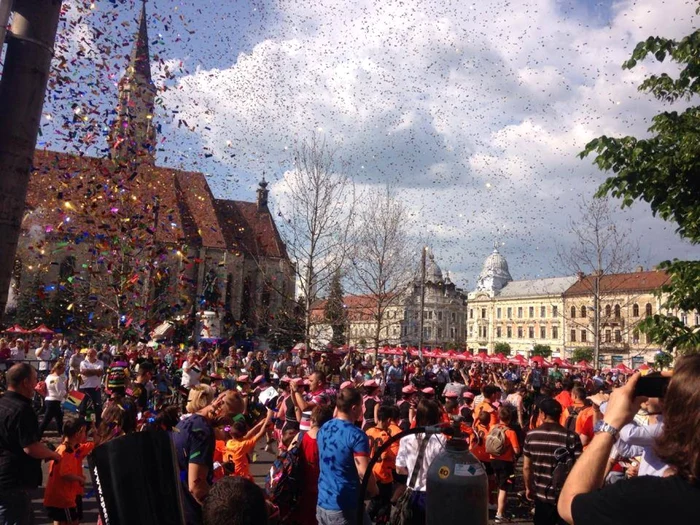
[363,379,378,388]
[280,375,292,384]
[422,387,435,395]
[340,380,354,390]
[462,391,475,400]
[444,391,458,399]
[402,385,417,394]
[237,374,250,383]
[253,375,266,385]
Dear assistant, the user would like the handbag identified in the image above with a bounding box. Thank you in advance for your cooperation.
[390,434,430,525]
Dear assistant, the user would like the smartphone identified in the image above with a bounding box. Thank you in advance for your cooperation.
[634,374,670,398]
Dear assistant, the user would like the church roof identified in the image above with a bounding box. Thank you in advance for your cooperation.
[25,149,287,259]
[563,270,670,296]
[130,1,152,82]
[497,276,579,298]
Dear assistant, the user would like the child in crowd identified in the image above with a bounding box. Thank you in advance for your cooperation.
[488,405,521,523]
[43,418,95,525]
[222,408,274,480]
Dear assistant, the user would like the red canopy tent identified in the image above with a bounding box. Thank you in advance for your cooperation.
[489,353,509,365]
[530,355,551,367]
[551,357,573,369]
[635,363,652,372]
[614,363,634,375]
[574,360,593,370]
[509,354,528,366]
[30,324,54,335]
[473,351,489,362]
[3,324,29,334]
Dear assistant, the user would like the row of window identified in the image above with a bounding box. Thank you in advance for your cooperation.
[401,325,461,340]
[407,310,461,322]
[470,305,560,320]
[570,328,650,344]
[570,303,652,319]
[489,325,560,340]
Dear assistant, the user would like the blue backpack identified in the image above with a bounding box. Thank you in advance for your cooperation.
[265,445,302,522]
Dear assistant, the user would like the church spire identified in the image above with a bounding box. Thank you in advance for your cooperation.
[257,174,269,211]
[108,0,157,167]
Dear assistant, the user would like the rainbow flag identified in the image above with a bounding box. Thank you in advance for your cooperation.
[63,390,85,413]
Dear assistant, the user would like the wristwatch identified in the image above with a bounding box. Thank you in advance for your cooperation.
[595,421,620,442]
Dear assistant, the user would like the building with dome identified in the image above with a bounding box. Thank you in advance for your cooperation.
[310,250,468,349]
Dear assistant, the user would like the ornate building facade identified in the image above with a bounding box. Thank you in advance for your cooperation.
[9,4,295,341]
[311,252,468,349]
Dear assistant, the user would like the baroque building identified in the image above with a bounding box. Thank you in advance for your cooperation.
[311,251,468,349]
[9,4,294,341]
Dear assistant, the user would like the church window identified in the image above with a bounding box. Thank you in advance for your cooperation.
[571,306,576,318]
[645,303,652,317]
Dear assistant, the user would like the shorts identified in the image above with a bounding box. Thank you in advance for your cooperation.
[491,460,515,491]
[481,461,494,476]
[46,496,83,522]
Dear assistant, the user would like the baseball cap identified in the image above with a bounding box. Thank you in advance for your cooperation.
[422,387,435,395]
[462,391,475,400]
[402,385,417,394]
[363,379,378,388]
[340,380,354,390]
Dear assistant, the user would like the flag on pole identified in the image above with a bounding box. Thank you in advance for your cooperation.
[63,390,85,413]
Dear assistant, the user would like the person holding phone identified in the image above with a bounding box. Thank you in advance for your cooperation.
[557,356,700,525]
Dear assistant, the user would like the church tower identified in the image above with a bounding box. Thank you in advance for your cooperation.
[108,1,157,168]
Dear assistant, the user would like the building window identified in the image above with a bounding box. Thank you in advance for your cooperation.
[645,333,651,344]
[571,306,576,318]
[469,327,473,336]
[605,329,612,343]
[424,327,431,339]
[481,308,486,319]
[438,311,442,321]
[614,329,621,343]
[496,326,502,338]
[507,307,512,319]
[470,309,473,319]
[633,303,639,317]
[680,312,687,325]
[428,311,433,320]
[570,329,576,342]
[645,303,652,317]
[529,306,534,318]
[451,327,456,339]
[518,327,523,338]
[581,330,587,342]
[518,307,523,318]
[438,327,443,338]
[496,308,501,319]
[540,326,546,339]
[581,305,587,318]
[451,312,456,322]
[632,330,639,343]
[553,305,558,317]
[614,304,621,318]
[507,326,512,338]
[552,326,558,339]
[540,306,546,318]
[605,304,612,317]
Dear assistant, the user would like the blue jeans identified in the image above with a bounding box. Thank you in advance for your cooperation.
[316,506,371,525]
[0,489,33,525]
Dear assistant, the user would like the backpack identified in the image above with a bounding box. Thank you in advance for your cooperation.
[564,406,582,432]
[265,444,302,522]
[547,431,578,500]
[485,425,509,456]
[35,380,48,398]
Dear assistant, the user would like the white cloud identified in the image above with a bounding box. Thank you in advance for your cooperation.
[158,0,698,287]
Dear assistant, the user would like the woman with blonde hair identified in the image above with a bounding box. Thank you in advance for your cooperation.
[185,384,216,417]
[39,359,67,437]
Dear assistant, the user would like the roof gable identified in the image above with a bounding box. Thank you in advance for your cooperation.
[563,270,670,296]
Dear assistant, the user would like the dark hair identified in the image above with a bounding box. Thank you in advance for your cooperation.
[231,420,248,439]
[655,355,700,484]
[313,370,326,384]
[6,363,35,389]
[62,418,87,438]
[539,398,563,420]
[562,378,574,391]
[202,476,268,525]
[498,405,514,424]
[483,385,500,399]
[138,362,155,376]
[415,399,440,427]
[377,405,392,423]
[143,406,180,432]
[571,386,586,401]
[336,387,362,413]
[311,404,334,427]
[540,386,552,398]
[445,399,459,413]
[477,410,491,426]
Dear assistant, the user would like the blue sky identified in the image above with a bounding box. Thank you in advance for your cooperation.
[38,0,699,289]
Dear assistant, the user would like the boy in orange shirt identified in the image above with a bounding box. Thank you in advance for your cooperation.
[44,418,95,525]
[222,408,273,480]
[473,385,500,429]
[488,406,520,523]
[366,406,395,524]
[560,386,595,447]
[470,411,497,509]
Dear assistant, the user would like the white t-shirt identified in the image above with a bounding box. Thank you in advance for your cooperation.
[396,433,446,492]
[180,360,201,389]
[46,373,67,401]
[10,346,25,361]
[35,346,52,371]
[80,359,104,389]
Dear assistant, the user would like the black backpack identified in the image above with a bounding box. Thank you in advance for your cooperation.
[547,431,578,501]
[564,406,582,432]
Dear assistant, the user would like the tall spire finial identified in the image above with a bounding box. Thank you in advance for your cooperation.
[129,0,152,82]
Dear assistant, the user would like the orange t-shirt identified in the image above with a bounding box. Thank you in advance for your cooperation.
[554,390,573,410]
[469,422,491,463]
[387,423,402,462]
[488,425,520,462]
[44,442,95,509]
[366,426,394,484]
[223,437,257,480]
[474,401,498,429]
[560,403,595,447]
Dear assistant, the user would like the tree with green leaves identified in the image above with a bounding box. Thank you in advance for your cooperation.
[581,16,700,355]
[324,270,347,347]
[572,347,595,363]
[531,344,552,358]
[494,341,511,356]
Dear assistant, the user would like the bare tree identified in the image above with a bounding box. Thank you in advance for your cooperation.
[557,197,641,366]
[276,135,355,351]
[349,186,417,359]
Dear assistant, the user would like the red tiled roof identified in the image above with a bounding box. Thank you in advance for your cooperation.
[213,199,288,259]
[311,294,399,322]
[563,270,670,296]
[173,171,226,249]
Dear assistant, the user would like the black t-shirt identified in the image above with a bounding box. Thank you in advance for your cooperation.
[131,381,149,412]
[572,475,700,525]
[0,391,42,490]
[172,414,215,525]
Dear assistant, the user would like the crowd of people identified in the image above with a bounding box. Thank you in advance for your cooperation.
[0,336,698,525]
